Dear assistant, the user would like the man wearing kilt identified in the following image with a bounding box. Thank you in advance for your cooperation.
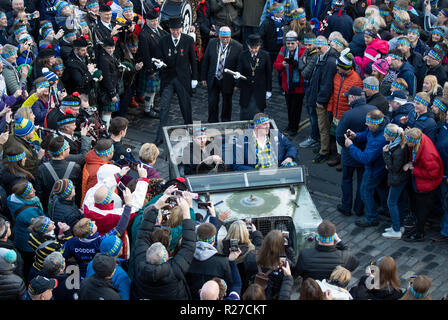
[138,8,168,118]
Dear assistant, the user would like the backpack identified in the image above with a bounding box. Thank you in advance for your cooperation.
[44,161,76,217]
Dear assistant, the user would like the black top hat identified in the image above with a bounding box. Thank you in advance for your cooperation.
[99,4,111,12]
[73,36,89,48]
[102,37,115,47]
[168,16,183,29]
[247,34,262,47]
[145,8,159,20]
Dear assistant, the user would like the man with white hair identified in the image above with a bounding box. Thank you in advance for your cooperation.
[201,26,243,123]
[131,189,196,300]
[386,90,413,126]
[363,76,388,115]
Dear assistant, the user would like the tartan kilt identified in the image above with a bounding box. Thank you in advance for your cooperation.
[100,100,119,113]
[145,72,160,94]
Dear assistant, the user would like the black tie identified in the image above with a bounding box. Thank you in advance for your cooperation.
[174,38,178,46]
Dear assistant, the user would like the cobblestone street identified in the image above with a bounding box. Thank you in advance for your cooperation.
[122,79,448,299]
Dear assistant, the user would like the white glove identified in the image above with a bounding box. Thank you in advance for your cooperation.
[233,72,241,79]
[154,61,164,69]
[266,91,272,100]
[191,80,198,89]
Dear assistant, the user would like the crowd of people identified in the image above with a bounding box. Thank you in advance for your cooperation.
[0,0,446,302]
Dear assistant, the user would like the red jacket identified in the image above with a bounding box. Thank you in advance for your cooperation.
[412,133,443,193]
[354,38,389,76]
[274,45,305,94]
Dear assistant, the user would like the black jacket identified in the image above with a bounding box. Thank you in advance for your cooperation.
[407,52,427,92]
[426,64,447,88]
[307,47,339,108]
[350,275,404,300]
[131,206,196,300]
[159,33,199,95]
[383,142,410,186]
[79,274,122,300]
[51,198,83,229]
[59,38,73,62]
[138,24,168,75]
[259,18,283,53]
[0,240,24,280]
[201,38,243,94]
[294,242,359,281]
[34,159,82,212]
[186,244,232,300]
[0,168,29,196]
[236,49,272,111]
[97,48,120,107]
[38,270,78,300]
[366,92,389,116]
[0,270,26,300]
[62,52,94,95]
[323,11,354,43]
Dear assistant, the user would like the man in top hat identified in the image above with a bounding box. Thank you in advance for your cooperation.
[138,8,168,118]
[234,34,272,121]
[153,15,199,146]
[93,4,121,49]
[63,37,96,95]
[201,26,243,123]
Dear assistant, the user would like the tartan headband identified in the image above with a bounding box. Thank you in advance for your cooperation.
[414,95,430,106]
[53,64,64,70]
[393,5,407,11]
[7,151,26,162]
[41,22,53,29]
[21,182,33,198]
[391,81,407,91]
[61,100,80,107]
[219,29,231,37]
[39,217,52,233]
[88,221,95,235]
[433,98,447,112]
[1,50,17,58]
[397,39,411,46]
[428,49,442,61]
[97,188,113,205]
[96,144,114,157]
[317,234,335,243]
[60,179,74,199]
[410,284,429,299]
[63,31,77,39]
[86,1,99,8]
[42,28,54,39]
[366,115,384,124]
[384,127,399,138]
[332,38,344,47]
[435,44,446,56]
[14,26,27,35]
[431,28,445,38]
[254,117,270,126]
[0,12,5,19]
[160,247,168,264]
[314,39,328,46]
[57,117,76,126]
[408,28,420,37]
[292,12,306,19]
[391,23,404,34]
[36,81,50,89]
[52,139,69,156]
[19,34,32,43]
[79,21,87,27]
[270,6,284,14]
[198,234,216,244]
[122,6,133,12]
[304,38,315,44]
[389,53,403,60]
[405,134,421,144]
[364,83,379,91]
[379,10,389,16]
[353,26,365,33]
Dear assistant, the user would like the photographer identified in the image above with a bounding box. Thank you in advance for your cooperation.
[131,188,195,300]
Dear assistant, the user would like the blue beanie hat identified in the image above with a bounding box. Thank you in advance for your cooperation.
[42,67,59,85]
[14,116,35,137]
[100,236,122,257]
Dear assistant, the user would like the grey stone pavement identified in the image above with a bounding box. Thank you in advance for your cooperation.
[122,76,448,299]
